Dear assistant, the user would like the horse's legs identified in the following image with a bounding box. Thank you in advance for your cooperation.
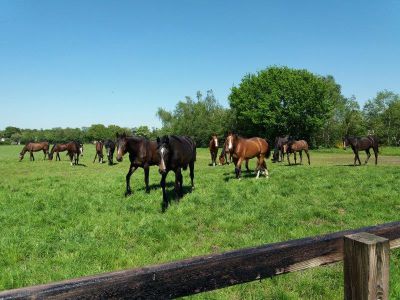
[357,151,362,165]
[43,150,46,160]
[31,151,34,161]
[365,149,371,164]
[294,152,297,164]
[144,166,150,193]
[299,151,303,165]
[125,164,138,196]
[69,153,73,166]
[175,168,183,198]
[245,159,250,172]
[93,153,97,163]
[160,172,168,212]
[305,150,310,165]
[287,152,291,165]
[235,158,243,179]
[189,161,195,189]
[374,147,378,165]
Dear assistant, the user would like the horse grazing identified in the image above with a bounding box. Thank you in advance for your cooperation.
[157,135,196,212]
[48,143,69,161]
[286,139,310,165]
[225,133,270,179]
[116,133,159,196]
[343,135,378,165]
[104,139,116,165]
[65,141,83,166]
[93,141,104,163]
[19,142,49,161]
[209,134,219,166]
[272,136,289,162]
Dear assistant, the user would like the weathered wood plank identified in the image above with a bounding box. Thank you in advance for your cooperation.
[344,232,389,300]
[1,221,399,299]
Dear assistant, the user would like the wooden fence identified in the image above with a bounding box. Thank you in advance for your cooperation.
[1,221,399,299]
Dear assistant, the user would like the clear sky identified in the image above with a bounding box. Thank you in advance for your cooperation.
[1,1,399,130]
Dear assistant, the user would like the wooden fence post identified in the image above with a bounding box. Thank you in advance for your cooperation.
[344,232,389,300]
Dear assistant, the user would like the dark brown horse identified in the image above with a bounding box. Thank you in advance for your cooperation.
[343,135,379,165]
[93,141,104,163]
[272,136,289,162]
[157,135,196,211]
[19,142,49,161]
[286,140,310,165]
[65,141,83,166]
[48,143,69,161]
[116,133,159,196]
[104,139,116,165]
[225,133,270,179]
[209,134,219,166]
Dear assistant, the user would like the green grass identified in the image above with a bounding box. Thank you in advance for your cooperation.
[0,145,399,299]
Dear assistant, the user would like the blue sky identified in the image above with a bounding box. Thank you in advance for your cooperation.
[1,1,399,130]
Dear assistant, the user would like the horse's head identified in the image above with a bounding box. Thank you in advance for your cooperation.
[157,136,170,174]
[116,133,128,162]
[48,152,53,160]
[211,134,218,148]
[342,136,349,150]
[79,143,84,156]
[224,132,235,153]
[19,152,24,161]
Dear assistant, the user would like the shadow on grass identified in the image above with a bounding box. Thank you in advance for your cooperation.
[75,163,87,167]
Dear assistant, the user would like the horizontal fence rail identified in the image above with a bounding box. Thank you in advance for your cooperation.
[1,221,400,299]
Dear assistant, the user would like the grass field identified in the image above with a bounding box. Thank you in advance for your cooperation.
[0,145,399,299]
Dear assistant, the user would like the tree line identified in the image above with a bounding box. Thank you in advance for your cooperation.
[2,66,399,148]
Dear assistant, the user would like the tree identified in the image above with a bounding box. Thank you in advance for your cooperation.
[3,126,21,138]
[363,90,400,145]
[157,90,232,146]
[228,66,342,146]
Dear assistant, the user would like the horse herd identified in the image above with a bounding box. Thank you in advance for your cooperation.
[17,133,379,211]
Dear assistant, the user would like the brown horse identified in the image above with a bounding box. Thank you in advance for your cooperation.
[116,133,159,196]
[225,133,270,179]
[219,137,250,171]
[157,135,196,211]
[48,143,69,161]
[343,135,378,165]
[93,141,104,163]
[65,141,83,166]
[209,134,219,166]
[286,140,310,165]
[19,142,49,161]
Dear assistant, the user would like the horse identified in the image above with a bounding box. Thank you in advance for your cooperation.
[286,139,310,165]
[343,135,379,165]
[48,143,69,161]
[19,142,49,161]
[93,141,104,163]
[209,134,219,166]
[116,133,159,196]
[225,133,270,179]
[272,136,289,162]
[65,141,83,166]
[219,136,250,171]
[104,139,116,165]
[157,135,196,212]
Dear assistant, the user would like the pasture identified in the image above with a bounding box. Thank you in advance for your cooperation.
[0,145,400,299]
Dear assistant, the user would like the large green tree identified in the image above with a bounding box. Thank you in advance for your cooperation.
[228,66,342,146]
